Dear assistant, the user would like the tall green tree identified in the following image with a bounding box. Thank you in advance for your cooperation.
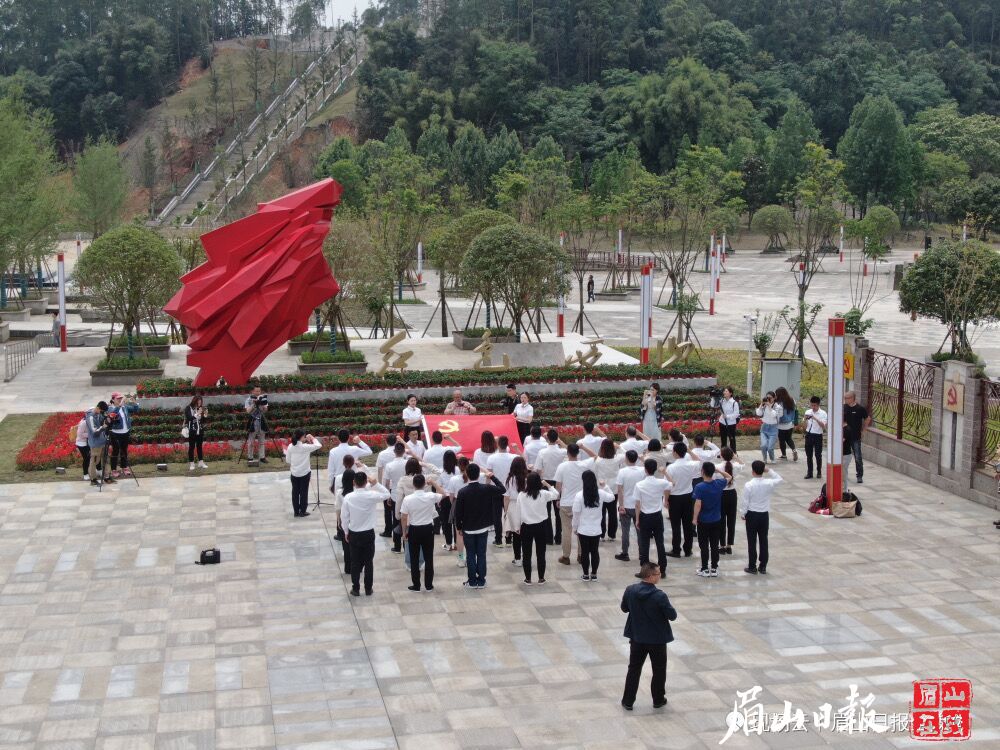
[72,138,128,238]
[767,97,820,204]
[837,95,916,213]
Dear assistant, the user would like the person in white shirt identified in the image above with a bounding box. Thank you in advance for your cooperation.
[554,444,595,565]
[633,458,673,575]
[755,391,783,463]
[717,386,741,453]
[572,470,615,581]
[341,472,391,596]
[533,429,568,544]
[486,435,517,547]
[690,434,721,461]
[283,430,323,518]
[446,456,471,566]
[718,447,745,556]
[472,430,497,472]
[381,443,409,551]
[402,394,423,435]
[593,438,623,541]
[332,464,359,574]
[664,443,701,558]
[522,425,545,467]
[404,428,426,460]
[513,392,534,444]
[578,422,606,454]
[517,473,559,585]
[326,429,373,484]
[375,434,400,537]
[393,458,439,566]
[802,396,827,480]
[504,457,529,565]
[400,473,446,592]
[643,438,671,476]
[614,450,646,562]
[74,416,91,481]
[423,430,456,470]
[618,426,649,456]
[436,450,461,550]
[739,462,782,574]
[667,428,689,449]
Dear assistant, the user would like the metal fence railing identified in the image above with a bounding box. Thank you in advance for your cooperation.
[978,379,1000,467]
[866,349,936,447]
[3,338,39,382]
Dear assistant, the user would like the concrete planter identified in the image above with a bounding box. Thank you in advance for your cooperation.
[296,360,368,374]
[0,308,31,322]
[287,339,347,355]
[20,297,48,315]
[105,344,172,359]
[0,322,8,343]
[79,308,110,323]
[90,367,164,386]
[594,290,631,301]
[452,332,518,350]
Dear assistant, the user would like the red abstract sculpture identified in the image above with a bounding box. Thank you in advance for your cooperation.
[164,179,342,386]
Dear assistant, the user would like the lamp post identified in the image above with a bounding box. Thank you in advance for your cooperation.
[743,314,756,395]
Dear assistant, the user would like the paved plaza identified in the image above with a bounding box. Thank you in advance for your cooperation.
[0,462,997,749]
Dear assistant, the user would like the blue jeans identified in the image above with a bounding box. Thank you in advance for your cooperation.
[760,424,778,460]
[464,531,488,586]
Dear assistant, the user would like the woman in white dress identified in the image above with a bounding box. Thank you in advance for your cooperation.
[640,383,663,440]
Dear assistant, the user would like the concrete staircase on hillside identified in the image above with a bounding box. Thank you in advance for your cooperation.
[152,39,364,229]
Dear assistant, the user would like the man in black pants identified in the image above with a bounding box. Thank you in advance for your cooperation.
[620,562,677,710]
[664,443,701,558]
[843,391,871,484]
[632,459,672,577]
[341,473,391,596]
[802,396,827,479]
[108,392,139,478]
[400,474,444,592]
[739,462,782,575]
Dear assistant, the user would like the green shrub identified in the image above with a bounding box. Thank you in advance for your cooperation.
[301,350,366,364]
[109,334,169,347]
[291,332,348,342]
[463,326,515,337]
[97,356,161,370]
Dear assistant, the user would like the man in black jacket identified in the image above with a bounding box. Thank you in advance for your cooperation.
[454,464,506,589]
[620,562,678,710]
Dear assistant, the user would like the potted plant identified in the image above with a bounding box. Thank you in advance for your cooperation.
[287,331,348,355]
[297,349,367,374]
[106,333,172,359]
[452,326,518,350]
[90,355,164,385]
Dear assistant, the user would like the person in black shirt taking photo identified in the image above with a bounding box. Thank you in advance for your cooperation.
[843,391,871,485]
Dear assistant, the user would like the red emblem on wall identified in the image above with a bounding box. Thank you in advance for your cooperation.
[164,179,342,386]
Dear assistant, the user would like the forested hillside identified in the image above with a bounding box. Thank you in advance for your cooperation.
[351,0,999,224]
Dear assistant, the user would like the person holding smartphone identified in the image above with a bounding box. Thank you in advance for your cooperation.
[802,396,827,479]
[755,391,782,464]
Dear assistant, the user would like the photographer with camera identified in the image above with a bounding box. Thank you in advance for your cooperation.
[108,392,139,478]
[717,386,741,453]
[85,400,113,485]
[244,386,269,463]
[755,391,782,463]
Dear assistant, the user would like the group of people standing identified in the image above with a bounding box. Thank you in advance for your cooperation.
[76,392,140,484]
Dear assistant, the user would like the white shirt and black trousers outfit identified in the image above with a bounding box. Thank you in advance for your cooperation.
[285,441,321,517]
[804,409,827,479]
[401,491,440,591]
[666,462,699,557]
[342,484,391,595]
[718,397,740,452]
[635,477,671,575]
[519,489,557,582]
[740,471,782,573]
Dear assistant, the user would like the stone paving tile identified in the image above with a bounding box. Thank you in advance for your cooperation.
[0,465,998,749]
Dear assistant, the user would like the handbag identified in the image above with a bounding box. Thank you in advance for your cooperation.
[181,424,190,439]
[831,500,857,518]
[197,548,220,565]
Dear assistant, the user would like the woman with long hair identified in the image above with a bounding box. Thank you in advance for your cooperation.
[473,430,497,468]
[518,472,559,585]
[438,449,460,551]
[185,395,208,471]
[755,391,782,463]
[774,386,798,462]
[594,438,623,541]
[644,438,670,476]
[572,470,614,581]
[505,456,529,565]
[717,386,740,453]
[447,456,471,567]
[283,429,322,518]
[640,383,663,440]
[718,447,744,556]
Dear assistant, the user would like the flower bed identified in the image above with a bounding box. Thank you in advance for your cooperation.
[137,363,715,397]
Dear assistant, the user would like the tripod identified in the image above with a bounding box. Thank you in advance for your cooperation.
[311,450,336,511]
[96,436,140,491]
[238,422,264,467]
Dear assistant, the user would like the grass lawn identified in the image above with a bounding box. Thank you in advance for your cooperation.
[612,346,830,407]
[307,85,357,128]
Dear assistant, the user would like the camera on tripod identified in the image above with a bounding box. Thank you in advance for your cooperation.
[250,394,269,409]
[708,386,724,409]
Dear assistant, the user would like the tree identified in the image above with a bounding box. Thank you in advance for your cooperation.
[427,209,515,335]
[767,97,819,204]
[319,216,378,352]
[139,135,158,219]
[751,205,793,252]
[899,240,1000,360]
[788,142,848,360]
[0,98,61,309]
[244,39,265,109]
[837,95,915,213]
[845,205,900,316]
[72,139,128,238]
[461,223,570,341]
[75,226,183,358]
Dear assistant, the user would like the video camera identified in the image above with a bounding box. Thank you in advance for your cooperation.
[708,386,724,409]
[250,394,269,408]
